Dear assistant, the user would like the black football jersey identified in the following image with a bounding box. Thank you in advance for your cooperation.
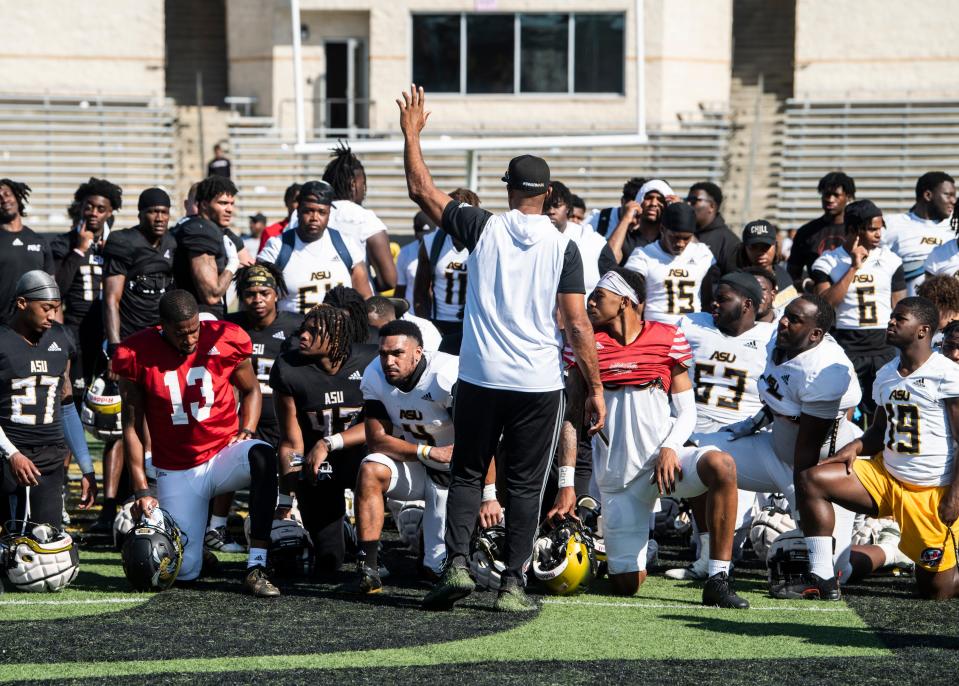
[171,217,227,318]
[225,310,300,443]
[49,231,105,327]
[103,227,177,339]
[0,323,75,449]
[269,343,377,455]
[0,227,54,323]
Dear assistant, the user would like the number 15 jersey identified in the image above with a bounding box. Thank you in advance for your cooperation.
[112,321,252,471]
[623,240,715,324]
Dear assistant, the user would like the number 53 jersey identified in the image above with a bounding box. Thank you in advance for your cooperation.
[0,323,75,450]
[112,321,252,471]
[873,351,959,487]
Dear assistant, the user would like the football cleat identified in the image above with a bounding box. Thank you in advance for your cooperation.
[702,571,750,609]
[770,572,841,601]
[356,561,383,595]
[244,565,281,597]
[664,558,709,581]
[204,525,245,553]
[421,561,475,611]
[1,520,79,592]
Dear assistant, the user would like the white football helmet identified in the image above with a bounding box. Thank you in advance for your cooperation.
[749,506,797,561]
[766,528,809,588]
[851,514,886,546]
[1,520,79,592]
[80,373,122,440]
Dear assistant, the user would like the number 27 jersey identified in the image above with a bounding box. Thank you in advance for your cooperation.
[112,321,252,471]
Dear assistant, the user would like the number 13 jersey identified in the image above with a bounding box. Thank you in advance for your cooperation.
[112,321,252,471]
[873,352,959,487]
[623,240,715,325]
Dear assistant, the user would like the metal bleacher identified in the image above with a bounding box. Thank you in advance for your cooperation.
[229,113,730,239]
[0,95,177,233]
[778,99,959,228]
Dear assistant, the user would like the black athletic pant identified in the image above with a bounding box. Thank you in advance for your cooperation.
[0,444,68,527]
[295,450,362,573]
[445,381,564,582]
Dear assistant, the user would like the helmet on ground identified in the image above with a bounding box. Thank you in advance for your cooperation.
[113,499,137,550]
[532,519,595,595]
[576,496,607,578]
[81,373,122,440]
[267,518,315,577]
[121,508,185,591]
[1,520,79,592]
[749,504,797,561]
[470,524,508,590]
[766,528,810,589]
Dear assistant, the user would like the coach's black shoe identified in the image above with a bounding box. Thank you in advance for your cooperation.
[494,579,538,613]
[702,572,750,609]
[422,560,474,611]
[356,561,383,595]
[244,565,281,598]
[770,572,841,601]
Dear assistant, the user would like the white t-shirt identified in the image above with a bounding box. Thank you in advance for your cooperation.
[623,240,716,325]
[258,228,365,313]
[811,246,904,330]
[923,238,959,279]
[360,351,458,450]
[329,199,388,249]
[873,352,959,486]
[400,312,443,353]
[563,221,606,295]
[679,313,777,429]
[395,239,421,295]
[421,231,469,322]
[759,336,862,420]
[882,211,954,294]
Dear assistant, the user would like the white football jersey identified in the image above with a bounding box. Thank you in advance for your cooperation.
[624,240,715,324]
[873,352,959,487]
[329,200,388,249]
[400,312,443,353]
[564,221,606,294]
[422,231,469,322]
[360,351,458,448]
[679,313,777,429]
[759,336,862,420]
[395,239,420,293]
[923,238,959,279]
[882,211,954,294]
[811,246,903,330]
[259,229,365,314]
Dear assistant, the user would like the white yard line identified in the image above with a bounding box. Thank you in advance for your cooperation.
[0,597,143,606]
[542,598,851,612]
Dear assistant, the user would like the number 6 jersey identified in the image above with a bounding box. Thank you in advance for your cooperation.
[872,351,959,487]
[811,246,905,330]
[112,321,252,471]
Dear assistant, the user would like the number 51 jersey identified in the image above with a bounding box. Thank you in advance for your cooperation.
[112,321,252,471]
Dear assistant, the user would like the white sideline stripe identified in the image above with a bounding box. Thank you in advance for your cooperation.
[0,597,143,606]
[542,599,851,613]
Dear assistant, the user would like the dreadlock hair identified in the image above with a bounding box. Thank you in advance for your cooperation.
[449,187,480,206]
[195,175,238,205]
[322,142,365,201]
[74,177,122,211]
[0,179,31,216]
[233,262,289,299]
[299,304,353,366]
[322,285,369,343]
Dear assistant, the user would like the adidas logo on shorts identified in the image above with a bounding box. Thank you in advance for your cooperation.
[47,341,62,352]
[208,345,221,356]
[349,371,362,380]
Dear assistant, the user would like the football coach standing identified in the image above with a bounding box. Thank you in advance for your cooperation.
[398,84,605,612]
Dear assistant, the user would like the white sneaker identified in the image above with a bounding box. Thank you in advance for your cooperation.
[204,525,246,553]
[664,557,709,580]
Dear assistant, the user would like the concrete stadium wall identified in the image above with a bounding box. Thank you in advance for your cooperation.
[2,1,165,98]
[794,0,959,99]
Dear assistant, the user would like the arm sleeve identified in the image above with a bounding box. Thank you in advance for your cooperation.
[661,388,696,452]
[557,241,585,294]
[441,200,493,252]
[891,265,906,292]
[61,403,94,474]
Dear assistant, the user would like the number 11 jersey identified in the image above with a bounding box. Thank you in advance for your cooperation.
[112,321,252,471]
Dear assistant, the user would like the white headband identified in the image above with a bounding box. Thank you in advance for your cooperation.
[596,271,639,305]
[635,179,673,202]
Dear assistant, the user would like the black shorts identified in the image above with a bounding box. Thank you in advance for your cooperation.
[1,443,69,526]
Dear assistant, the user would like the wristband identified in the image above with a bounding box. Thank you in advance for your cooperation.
[416,443,431,461]
[558,466,575,489]
[277,493,294,508]
[482,484,497,502]
[106,342,120,359]
[134,488,152,500]
[237,428,255,439]
[325,433,345,452]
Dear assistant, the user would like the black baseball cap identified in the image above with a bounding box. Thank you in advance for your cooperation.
[661,202,697,233]
[718,271,765,309]
[502,155,550,196]
[249,212,266,223]
[742,220,776,246]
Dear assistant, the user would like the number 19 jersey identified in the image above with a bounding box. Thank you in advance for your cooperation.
[623,240,715,324]
[112,321,252,471]
[873,352,959,487]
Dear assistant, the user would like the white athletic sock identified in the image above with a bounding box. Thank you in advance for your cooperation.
[247,547,267,569]
[707,559,730,577]
[806,536,834,579]
[691,532,710,572]
[209,515,228,530]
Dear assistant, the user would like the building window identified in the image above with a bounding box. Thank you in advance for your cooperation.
[411,12,625,95]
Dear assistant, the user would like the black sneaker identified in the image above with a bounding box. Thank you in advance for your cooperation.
[702,571,750,609]
[357,561,383,595]
[421,561,475,611]
[770,572,841,601]
[494,579,538,613]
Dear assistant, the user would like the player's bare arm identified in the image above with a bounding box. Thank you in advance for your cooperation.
[815,235,866,307]
[792,412,839,475]
[823,406,887,473]
[190,253,232,305]
[365,231,397,292]
[103,273,124,346]
[606,201,640,264]
[938,396,959,526]
[120,378,157,518]
[62,359,97,508]
[558,292,605,434]
[364,413,451,464]
[478,458,503,528]
[274,389,304,497]
[229,357,262,444]
[413,241,433,318]
[349,261,374,298]
[549,368,587,521]
[399,84,453,226]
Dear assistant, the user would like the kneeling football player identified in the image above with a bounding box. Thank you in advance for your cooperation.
[790,298,959,600]
[555,269,749,608]
[114,290,280,597]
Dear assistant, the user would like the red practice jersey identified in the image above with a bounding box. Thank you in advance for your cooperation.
[113,320,253,470]
[565,321,691,392]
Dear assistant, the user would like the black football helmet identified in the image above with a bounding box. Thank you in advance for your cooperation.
[121,509,185,591]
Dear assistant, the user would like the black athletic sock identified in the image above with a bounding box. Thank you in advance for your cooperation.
[100,497,118,518]
[358,540,379,568]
